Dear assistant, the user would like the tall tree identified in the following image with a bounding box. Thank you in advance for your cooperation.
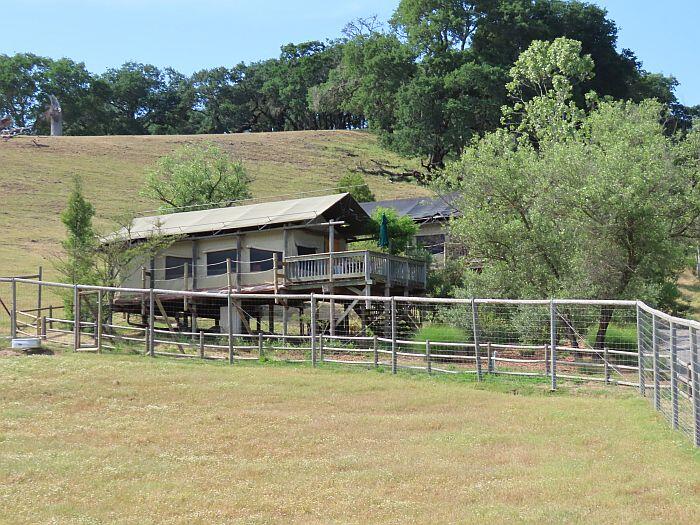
[443,39,700,345]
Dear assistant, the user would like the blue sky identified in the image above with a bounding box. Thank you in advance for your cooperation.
[2,0,698,105]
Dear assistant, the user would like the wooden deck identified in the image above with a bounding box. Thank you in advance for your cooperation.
[284,250,427,290]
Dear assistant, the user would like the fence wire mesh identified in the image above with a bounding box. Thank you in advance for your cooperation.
[1,277,698,446]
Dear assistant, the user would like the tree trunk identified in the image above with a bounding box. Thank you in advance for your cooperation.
[594,305,615,352]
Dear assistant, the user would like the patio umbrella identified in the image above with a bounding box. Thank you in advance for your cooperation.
[378,212,390,249]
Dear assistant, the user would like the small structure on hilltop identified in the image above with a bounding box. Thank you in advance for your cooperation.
[45,95,63,136]
[103,193,428,336]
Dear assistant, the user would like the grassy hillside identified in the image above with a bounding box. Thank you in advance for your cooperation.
[2,353,698,523]
[0,130,428,279]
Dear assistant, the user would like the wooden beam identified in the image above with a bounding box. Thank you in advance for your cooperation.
[334,298,359,328]
[154,296,186,353]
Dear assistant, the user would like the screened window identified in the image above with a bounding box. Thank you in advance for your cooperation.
[250,248,282,272]
[415,234,446,255]
[296,245,317,256]
[206,249,238,276]
[164,256,193,280]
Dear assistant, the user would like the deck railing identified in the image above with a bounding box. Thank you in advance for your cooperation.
[284,250,427,288]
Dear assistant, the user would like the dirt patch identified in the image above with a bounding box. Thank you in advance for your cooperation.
[0,347,54,357]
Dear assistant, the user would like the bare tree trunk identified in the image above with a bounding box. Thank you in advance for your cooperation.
[595,305,615,351]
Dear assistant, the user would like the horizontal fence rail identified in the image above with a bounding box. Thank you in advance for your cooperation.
[0,277,697,447]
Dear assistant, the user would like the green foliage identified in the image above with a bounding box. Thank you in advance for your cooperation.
[336,172,375,202]
[366,207,418,255]
[142,143,251,212]
[59,176,96,284]
[503,37,594,142]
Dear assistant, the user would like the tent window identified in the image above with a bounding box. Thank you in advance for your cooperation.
[206,249,238,276]
[164,256,193,280]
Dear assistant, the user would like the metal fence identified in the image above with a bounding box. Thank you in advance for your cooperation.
[1,277,698,447]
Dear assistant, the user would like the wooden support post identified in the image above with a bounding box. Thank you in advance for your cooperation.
[550,300,557,391]
[199,331,205,359]
[282,304,288,345]
[373,335,378,368]
[258,331,264,359]
[319,334,324,363]
[391,297,397,374]
[183,262,189,312]
[471,299,482,381]
[227,258,234,365]
[273,258,279,296]
[691,326,700,447]
[96,289,103,353]
[48,304,53,331]
[311,294,317,367]
[604,346,610,384]
[148,288,155,357]
[73,285,80,351]
[10,279,16,339]
[426,339,431,375]
[636,303,645,396]
[329,224,336,339]
[235,235,242,292]
[670,322,679,430]
[140,266,146,320]
[268,302,274,334]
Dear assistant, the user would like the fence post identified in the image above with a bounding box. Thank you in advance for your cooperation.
[40,316,46,341]
[73,285,80,351]
[37,266,42,317]
[550,300,557,391]
[391,297,397,374]
[670,321,679,430]
[96,289,103,354]
[10,278,17,339]
[652,313,660,411]
[373,334,378,368]
[604,347,610,384]
[148,288,155,357]
[258,331,264,360]
[636,303,645,396]
[486,341,493,374]
[426,339,431,375]
[227,258,234,365]
[199,331,205,359]
[310,293,317,367]
[691,326,700,447]
[471,299,482,381]
[319,333,324,363]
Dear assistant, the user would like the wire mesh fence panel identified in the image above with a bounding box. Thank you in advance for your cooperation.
[1,277,698,446]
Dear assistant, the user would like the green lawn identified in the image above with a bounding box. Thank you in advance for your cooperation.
[1,352,698,524]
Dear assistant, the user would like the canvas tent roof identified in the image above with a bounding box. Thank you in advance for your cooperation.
[105,193,369,243]
[360,193,458,223]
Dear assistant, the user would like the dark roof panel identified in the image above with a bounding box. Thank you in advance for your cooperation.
[360,193,458,222]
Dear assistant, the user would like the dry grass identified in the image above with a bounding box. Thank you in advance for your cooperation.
[0,131,427,279]
[1,352,698,524]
